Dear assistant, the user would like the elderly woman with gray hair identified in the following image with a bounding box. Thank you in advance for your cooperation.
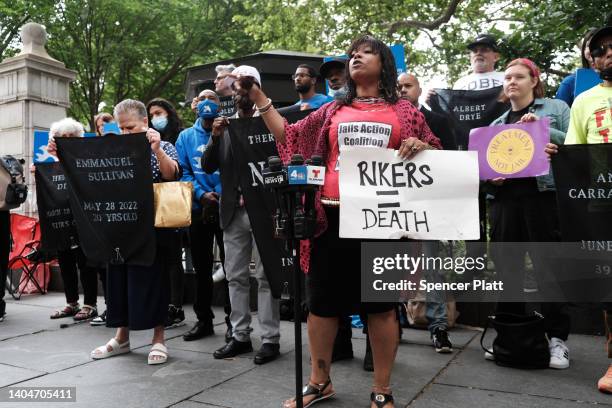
[89,99,180,365]
[46,118,102,322]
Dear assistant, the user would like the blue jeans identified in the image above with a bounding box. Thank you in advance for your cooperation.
[423,241,448,334]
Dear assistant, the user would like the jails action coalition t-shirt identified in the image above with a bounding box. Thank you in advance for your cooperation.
[323,101,401,199]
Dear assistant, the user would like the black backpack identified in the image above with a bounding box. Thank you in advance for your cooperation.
[481,311,550,369]
[0,155,28,210]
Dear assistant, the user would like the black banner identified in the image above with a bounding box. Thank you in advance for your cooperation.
[56,134,156,265]
[429,86,508,150]
[227,111,309,298]
[219,95,236,117]
[34,162,77,252]
[552,143,612,241]
[551,144,612,302]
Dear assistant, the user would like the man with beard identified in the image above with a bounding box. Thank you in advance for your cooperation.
[454,34,504,91]
[202,65,281,365]
[293,64,332,110]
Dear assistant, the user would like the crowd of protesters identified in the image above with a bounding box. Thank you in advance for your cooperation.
[1,24,612,408]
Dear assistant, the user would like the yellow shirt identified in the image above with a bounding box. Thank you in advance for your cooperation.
[564,84,612,144]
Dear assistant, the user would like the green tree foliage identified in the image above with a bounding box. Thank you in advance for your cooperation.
[42,0,257,129]
[2,0,609,128]
[0,0,55,60]
[237,0,609,88]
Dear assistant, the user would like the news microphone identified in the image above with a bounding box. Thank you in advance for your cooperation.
[263,156,290,239]
[263,156,288,188]
[288,154,325,186]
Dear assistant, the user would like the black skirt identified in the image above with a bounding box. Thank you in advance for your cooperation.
[307,206,396,318]
[105,230,173,330]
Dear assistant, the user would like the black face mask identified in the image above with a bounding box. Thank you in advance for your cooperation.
[600,67,612,81]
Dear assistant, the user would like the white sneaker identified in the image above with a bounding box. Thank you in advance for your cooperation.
[212,264,225,283]
[549,337,570,369]
[484,349,494,361]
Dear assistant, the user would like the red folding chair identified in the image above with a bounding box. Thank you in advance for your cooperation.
[7,214,49,300]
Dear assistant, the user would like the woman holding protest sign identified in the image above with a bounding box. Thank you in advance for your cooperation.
[487,58,571,369]
[229,35,441,408]
[46,118,102,322]
[89,99,180,366]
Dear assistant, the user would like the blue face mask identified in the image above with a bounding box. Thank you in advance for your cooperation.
[331,86,348,101]
[151,116,168,131]
[198,99,219,119]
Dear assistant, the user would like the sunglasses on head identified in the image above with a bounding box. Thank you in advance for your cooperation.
[591,43,612,58]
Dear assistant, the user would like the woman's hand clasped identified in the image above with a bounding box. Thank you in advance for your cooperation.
[397,137,430,160]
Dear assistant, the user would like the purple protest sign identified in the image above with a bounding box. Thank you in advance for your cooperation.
[468,117,550,180]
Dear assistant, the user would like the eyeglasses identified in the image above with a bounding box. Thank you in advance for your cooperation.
[292,73,312,80]
[591,43,612,58]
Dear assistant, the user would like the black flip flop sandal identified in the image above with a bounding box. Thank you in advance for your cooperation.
[285,378,335,408]
[370,392,394,408]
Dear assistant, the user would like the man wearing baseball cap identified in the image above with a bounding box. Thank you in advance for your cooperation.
[201,65,282,365]
[453,33,504,91]
[320,58,347,99]
[545,25,612,393]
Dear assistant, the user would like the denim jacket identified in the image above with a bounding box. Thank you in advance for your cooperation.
[490,98,570,192]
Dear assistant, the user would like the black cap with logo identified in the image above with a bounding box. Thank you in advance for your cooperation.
[467,34,499,52]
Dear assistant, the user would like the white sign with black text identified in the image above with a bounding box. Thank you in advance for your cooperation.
[339,146,480,240]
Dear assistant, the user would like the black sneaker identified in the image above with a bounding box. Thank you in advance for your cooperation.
[431,328,453,353]
[165,305,186,329]
[90,310,106,326]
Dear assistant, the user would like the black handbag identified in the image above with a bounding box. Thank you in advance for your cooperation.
[480,311,550,369]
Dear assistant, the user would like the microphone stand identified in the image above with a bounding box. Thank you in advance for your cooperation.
[263,155,321,408]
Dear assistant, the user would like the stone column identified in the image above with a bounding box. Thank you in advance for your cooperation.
[0,23,76,215]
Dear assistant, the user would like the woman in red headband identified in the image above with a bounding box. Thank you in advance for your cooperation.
[486,58,571,369]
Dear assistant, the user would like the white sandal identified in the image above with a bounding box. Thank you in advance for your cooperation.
[148,343,168,365]
[90,338,130,360]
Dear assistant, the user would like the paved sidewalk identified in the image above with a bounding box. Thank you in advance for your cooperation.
[0,292,610,407]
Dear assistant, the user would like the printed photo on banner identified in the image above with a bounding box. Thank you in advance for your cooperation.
[468,118,550,180]
[338,146,480,240]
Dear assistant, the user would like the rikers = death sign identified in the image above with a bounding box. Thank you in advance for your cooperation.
[339,146,480,240]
